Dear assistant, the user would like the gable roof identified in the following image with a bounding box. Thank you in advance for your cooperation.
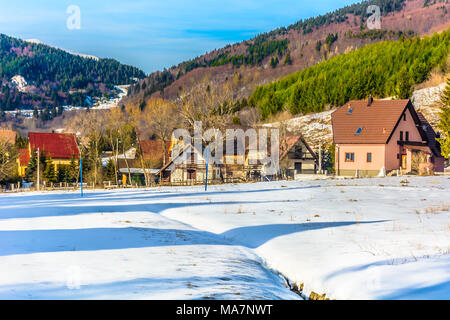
[29,132,80,159]
[331,99,425,144]
[280,135,318,161]
[0,129,16,145]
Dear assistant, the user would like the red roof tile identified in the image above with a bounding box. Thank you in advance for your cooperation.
[332,99,412,144]
[29,132,80,159]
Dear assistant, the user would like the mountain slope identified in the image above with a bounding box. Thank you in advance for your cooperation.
[123,0,450,108]
[0,34,146,116]
[25,38,100,61]
[250,30,450,119]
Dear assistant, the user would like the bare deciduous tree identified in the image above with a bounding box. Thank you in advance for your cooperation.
[143,98,179,167]
[0,139,18,184]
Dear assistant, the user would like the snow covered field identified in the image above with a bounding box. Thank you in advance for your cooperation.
[0,176,449,300]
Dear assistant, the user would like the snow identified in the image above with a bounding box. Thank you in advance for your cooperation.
[1,176,449,300]
[0,191,297,300]
[264,110,334,146]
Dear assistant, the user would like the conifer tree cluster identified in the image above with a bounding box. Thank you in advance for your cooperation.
[438,78,450,158]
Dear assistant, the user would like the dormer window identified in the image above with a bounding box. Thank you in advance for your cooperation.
[355,127,363,136]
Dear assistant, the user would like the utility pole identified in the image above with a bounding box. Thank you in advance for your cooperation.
[80,157,83,197]
[318,143,322,174]
[36,148,40,191]
[205,146,210,192]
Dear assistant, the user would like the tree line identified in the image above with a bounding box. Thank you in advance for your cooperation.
[0,33,146,113]
[249,30,450,119]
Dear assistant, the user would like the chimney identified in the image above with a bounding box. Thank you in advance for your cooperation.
[368,96,373,107]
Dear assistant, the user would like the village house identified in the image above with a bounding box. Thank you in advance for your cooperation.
[158,131,320,184]
[110,140,171,186]
[279,135,319,178]
[331,99,445,177]
[159,142,217,185]
[17,132,80,177]
[244,135,319,180]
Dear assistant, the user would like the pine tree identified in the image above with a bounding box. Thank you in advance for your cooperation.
[25,151,38,183]
[437,78,450,158]
[270,57,279,68]
[284,53,292,65]
[442,78,450,106]
[67,155,79,183]
[105,159,116,182]
[57,165,68,183]
[395,69,413,99]
[43,156,57,183]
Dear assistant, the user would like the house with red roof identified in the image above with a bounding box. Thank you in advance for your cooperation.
[331,99,445,177]
[17,149,31,176]
[17,132,80,177]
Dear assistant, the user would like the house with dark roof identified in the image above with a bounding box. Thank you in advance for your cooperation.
[331,99,445,177]
[279,135,319,177]
[18,132,80,177]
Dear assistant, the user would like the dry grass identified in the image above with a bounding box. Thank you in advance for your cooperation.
[415,69,449,90]
[415,203,450,215]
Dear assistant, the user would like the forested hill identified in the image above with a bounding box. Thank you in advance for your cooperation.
[123,0,450,108]
[249,30,450,119]
[0,33,146,115]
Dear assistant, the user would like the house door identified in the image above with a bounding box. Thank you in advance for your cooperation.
[294,162,302,174]
[187,169,196,180]
[401,155,407,170]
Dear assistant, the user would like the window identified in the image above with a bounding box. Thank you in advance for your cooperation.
[405,132,409,141]
[367,153,372,163]
[400,131,404,141]
[355,127,363,136]
[403,113,407,121]
[345,153,355,162]
[347,108,353,115]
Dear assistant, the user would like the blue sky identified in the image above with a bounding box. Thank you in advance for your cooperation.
[0,0,357,74]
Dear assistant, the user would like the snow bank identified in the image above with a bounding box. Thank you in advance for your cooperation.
[1,176,449,300]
